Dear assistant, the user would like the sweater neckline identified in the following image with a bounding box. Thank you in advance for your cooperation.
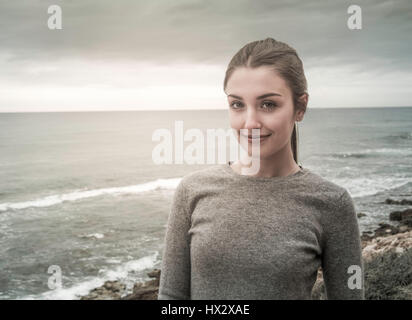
[222,161,309,182]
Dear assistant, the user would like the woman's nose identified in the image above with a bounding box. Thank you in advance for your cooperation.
[243,108,262,130]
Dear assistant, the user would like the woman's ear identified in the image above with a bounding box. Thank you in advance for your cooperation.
[295,93,308,121]
[299,93,308,109]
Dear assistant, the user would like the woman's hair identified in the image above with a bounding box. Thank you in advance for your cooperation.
[223,37,308,165]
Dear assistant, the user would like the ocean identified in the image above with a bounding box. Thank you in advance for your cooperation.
[0,107,411,299]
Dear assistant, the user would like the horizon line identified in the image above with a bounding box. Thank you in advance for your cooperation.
[0,105,411,113]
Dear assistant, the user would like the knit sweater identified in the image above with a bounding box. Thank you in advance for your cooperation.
[158,162,365,300]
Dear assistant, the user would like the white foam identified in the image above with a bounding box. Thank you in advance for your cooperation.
[82,233,104,239]
[336,148,412,157]
[18,251,159,300]
[363,148,412,155]
[0,177,182,212]
[333,176,411,198]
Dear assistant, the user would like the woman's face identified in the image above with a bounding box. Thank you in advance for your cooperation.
[225,66,304,159]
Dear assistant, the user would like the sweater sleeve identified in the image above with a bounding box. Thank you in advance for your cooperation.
[158,179,191,300]
[321,190,365,300]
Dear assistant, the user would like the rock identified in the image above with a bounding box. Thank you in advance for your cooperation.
[389,208,412,222]
[357,212,367,218]
[389,211,402,220]
[121,269,161,300]
[121,287,158,300]
[372,223,400,238]
[361,230,412,262]
[80,280,126,300]
[404,220,412,227]
[395,247,404,254]
[385,198,412,205]
[149,268,160,277]
[311,268,326,300]
[312,230,412,299]
[80,269,161,300]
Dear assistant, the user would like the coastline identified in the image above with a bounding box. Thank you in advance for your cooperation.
[80,201,412,300]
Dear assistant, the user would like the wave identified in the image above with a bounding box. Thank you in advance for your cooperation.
[79,233,105,239]
[327,148,412,159]
[381,132,412,142]
[18,251,159,300]
[0,177,182,212]
[333,176,411,198]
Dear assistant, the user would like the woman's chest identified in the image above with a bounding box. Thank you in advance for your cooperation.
[188,194,323,274]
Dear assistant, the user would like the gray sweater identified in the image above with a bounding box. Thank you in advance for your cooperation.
[158,162,365,300]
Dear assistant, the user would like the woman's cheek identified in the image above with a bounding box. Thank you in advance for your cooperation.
[229,116,241,131]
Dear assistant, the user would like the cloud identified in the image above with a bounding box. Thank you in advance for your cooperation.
[0,0,410,66]
[0,0,411,111]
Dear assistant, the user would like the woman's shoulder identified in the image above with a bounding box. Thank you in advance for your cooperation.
[172,165,227,210]
[175,164,227,194]
[301,170,356,230]
[302,168,349,202]
[180,164,226,184]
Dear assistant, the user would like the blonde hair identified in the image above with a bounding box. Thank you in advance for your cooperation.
[223,37,308,164]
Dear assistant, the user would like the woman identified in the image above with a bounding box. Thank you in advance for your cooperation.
[158,38,365,300]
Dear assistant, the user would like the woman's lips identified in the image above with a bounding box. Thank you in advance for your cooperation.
[240,133,272,143]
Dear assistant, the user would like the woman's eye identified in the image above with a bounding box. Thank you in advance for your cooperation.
[261,101,277,110]
[229,101,277,110]
[230,101,243,109]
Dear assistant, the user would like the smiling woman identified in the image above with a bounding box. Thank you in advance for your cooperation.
[223,38,309,178]
[158,37,365,300]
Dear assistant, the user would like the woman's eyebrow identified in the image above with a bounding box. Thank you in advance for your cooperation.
[227,92,282,100]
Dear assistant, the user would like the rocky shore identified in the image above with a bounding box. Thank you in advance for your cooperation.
[79,269,160,300]
[80,198,412,300]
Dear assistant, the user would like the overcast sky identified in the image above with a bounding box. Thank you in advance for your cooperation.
[0,0,411,112]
